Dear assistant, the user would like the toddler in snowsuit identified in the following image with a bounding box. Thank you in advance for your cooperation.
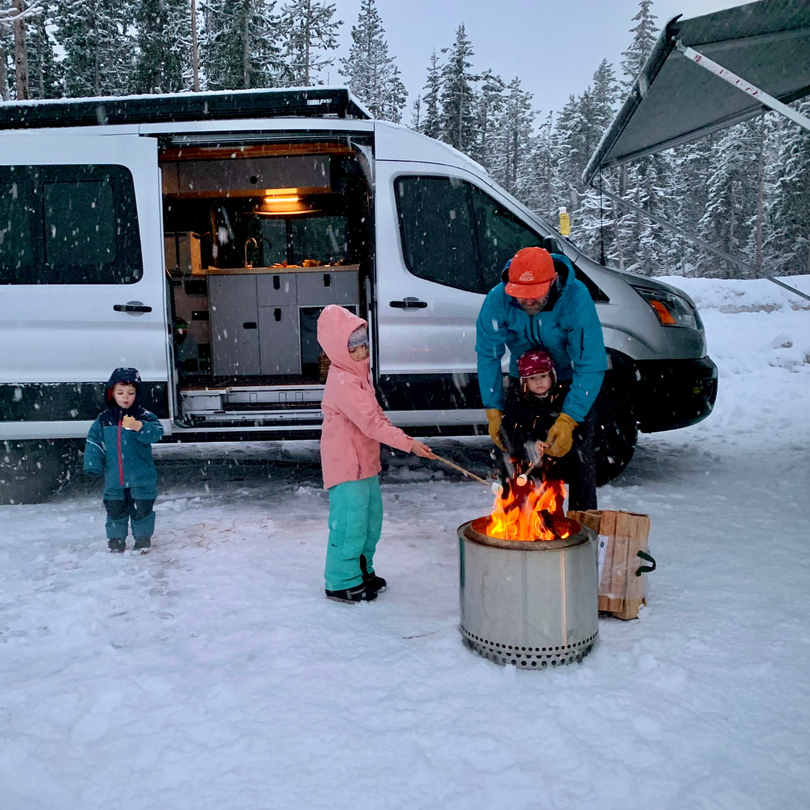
[501,349,597,512]
[84,368,164,553]
[317,305,435,604]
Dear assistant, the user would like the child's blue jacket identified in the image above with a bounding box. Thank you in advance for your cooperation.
[84,406,164,498]
[475,255,607,423]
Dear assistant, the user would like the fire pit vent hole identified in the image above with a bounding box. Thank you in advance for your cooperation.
[462,631,598,668]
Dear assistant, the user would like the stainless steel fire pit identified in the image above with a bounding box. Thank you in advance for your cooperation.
[458,518,599,668]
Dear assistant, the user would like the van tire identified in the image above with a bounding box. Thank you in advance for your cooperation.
[592,372,638,487]
[0,439,80,505]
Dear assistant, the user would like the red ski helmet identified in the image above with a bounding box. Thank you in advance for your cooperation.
[517,349,556,381]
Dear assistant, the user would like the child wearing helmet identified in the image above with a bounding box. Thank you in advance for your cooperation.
[500,349,597,511]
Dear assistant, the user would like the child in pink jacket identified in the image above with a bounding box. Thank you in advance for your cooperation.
[317,305,435,604]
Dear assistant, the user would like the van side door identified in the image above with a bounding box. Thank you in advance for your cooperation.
[0,133,168,440]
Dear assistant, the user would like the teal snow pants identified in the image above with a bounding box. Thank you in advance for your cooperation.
[324,475,383,591]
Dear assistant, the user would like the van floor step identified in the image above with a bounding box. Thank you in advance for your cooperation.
[181,374,321,389]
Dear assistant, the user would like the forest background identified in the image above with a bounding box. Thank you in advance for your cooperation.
[1,0,808,280]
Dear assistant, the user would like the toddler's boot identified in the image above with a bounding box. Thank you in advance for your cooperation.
[108,538,126,553]
[132,537,152,554]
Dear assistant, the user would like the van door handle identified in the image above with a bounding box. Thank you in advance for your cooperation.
[390,298,427,309]
[114,301,152,315]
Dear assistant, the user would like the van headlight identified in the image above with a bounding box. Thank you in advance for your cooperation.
[631,286,698,329]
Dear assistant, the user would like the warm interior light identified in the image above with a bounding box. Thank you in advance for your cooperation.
[264,195,300,203]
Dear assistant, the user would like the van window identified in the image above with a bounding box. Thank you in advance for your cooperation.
[470,186,543,290]
[395,176,483,293]
[395,175,542,294]
[0,165,142,285]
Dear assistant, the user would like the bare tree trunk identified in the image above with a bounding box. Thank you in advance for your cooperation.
[0,44,9,101]
[242,0,250,89]
[303,0,310,85]
[755,118,765,276]
[13,0,29,100]
[191,0,200,91]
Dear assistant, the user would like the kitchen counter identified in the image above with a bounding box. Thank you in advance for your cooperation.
[198,264,359,276]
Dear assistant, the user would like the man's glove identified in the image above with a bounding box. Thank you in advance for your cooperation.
[486,408,506,451]
[545,413,578,458]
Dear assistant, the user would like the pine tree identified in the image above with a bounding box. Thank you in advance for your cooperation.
[132,0,191,94]
[494,77,534,197]
[0,5,15,100]
[201,0,287,91]
[420,49,442,140]
[279,0,341,86]
[522,111,557,223]
[621,0,658,88]
[439,24,478,153]
[339,0,405,122]
[55,0,136,97]
[14,1,61,99]
[767,101,810,276]
[474,69,505,171]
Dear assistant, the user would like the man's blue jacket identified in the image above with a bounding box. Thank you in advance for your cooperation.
[475,254,607,423]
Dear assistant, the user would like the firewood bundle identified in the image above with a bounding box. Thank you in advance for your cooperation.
[567,509,655,620]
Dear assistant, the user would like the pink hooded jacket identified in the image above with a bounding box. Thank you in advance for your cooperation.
[317,305,413,489]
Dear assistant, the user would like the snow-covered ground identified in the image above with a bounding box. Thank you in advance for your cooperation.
[2,276,809,810]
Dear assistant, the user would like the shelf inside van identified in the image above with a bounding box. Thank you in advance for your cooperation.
[201,264,359,276]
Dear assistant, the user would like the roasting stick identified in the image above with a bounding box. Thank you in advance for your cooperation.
[431,453,492,488]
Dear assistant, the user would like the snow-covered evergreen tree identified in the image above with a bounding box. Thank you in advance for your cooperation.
[621,0,658,88]
[419,49,442,140]
[767,100,810,276]
[439,24,478,153]
[201,0,287,91]
[522,111,557,223]
[279,0,341,86]
[339,0,405,122]
[16,1,61,99]
[696,120,763,278]
[132,0,192,94]
[494,77,534,197]
[55,0,136,97]
[473,69,505,171]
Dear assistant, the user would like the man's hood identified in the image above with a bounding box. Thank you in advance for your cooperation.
[317,305,369,377]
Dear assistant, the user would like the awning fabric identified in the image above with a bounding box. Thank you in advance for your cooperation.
[583,0,810,184]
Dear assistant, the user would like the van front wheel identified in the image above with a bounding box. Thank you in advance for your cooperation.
[592,373,638,487]
[0,439,79,504]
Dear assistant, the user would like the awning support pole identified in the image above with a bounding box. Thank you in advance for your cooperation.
[675,40,810,134]
[594,183,810,304]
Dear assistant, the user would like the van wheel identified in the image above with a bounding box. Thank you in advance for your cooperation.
[0,439,80,505]
[592,373,637,487]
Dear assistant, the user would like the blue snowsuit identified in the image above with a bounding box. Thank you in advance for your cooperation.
[475,254,607,421]
[84,368,164,541]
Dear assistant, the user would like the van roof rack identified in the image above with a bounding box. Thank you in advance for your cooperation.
[0,87,372,131]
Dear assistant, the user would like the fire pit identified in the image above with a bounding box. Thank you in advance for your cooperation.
[457,479,599,668]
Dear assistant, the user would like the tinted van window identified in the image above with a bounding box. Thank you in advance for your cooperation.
[396,175,542,294]
[0,165,142,284]
[395,176,483,293]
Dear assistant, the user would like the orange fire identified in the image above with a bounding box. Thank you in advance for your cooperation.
[487,478,573,541]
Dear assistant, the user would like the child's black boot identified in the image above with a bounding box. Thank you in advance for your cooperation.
[132,537,151,554]
[360,554,387,594]
[108,538,126,553]
[325,583,377,604]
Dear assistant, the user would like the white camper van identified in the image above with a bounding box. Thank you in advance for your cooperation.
[0,88,717,504]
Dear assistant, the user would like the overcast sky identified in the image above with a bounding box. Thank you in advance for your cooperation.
[329,0,746,120]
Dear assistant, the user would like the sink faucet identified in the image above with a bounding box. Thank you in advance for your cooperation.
[244,237,258,269]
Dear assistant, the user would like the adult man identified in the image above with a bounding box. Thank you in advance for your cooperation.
[475,246,607,510]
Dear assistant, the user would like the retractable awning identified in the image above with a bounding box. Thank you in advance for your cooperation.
[583,0,810,185]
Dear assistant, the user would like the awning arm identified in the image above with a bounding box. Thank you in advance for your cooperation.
[675,40,810,134]
[594,183,810,304]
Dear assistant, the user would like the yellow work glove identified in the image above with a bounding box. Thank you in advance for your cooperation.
[486,408,506,451]
[545,413,578,458]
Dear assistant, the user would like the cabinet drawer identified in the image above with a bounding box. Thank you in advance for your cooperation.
[258,306,301,375]
[257,273,297,306]
[296,270,358,306]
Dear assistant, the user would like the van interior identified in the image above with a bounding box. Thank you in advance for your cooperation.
[159,136,372,427]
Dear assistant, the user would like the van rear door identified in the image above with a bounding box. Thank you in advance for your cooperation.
[0,133,168,439]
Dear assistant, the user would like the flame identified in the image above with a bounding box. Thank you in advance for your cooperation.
[486,478,573,541]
